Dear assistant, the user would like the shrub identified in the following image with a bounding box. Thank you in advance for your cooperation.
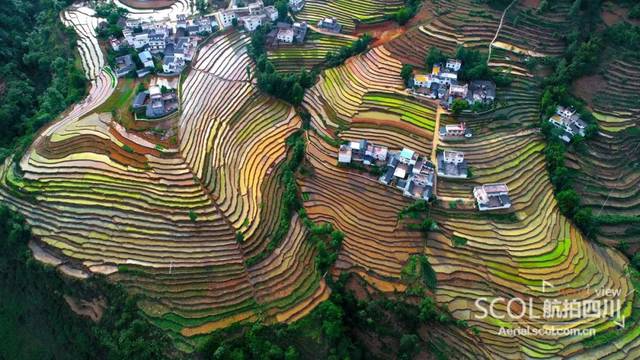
[400,64,414,87]
[451,98,469,115]
[556,189,580,216]
[452,236,468,247]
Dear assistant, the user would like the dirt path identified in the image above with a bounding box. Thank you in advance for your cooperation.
[431,105,444,197]
[487,0,519,64]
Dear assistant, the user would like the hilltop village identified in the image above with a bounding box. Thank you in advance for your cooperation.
[338,57,511,212]
[103,0,318,79]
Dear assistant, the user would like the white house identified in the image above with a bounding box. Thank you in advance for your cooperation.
[218,9,237,28]
[449,83,468,98]
[129,33,149,49]
[148,32,167,53]
[338,144,352,163]
[242,15,263,31]
[138,50,154,69]
[413,74,429,88]
[277,28,294,43]
[445,58,462,72]
[264,5,278,22]
[289,0,304,12]
[110,38,122,51]
[473,183,511,211]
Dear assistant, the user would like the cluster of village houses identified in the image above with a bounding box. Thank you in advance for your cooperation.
[334,57,513,211]
[216,0,337,44]
[110,0,340,79]
[337,127,512,211]
[110,14,217,78]
[412,59,497,109]
[547,105,587,142]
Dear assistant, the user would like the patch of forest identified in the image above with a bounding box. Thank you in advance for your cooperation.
[0,0,88,162]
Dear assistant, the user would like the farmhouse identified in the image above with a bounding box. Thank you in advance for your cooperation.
[413,74,429,87]
[138,50,154,68]
[133,85,179,119]
[445,58,462,72]
[473,183,511,211]
[264,6,279,22]
[338,144,352,163]
[364,142,388,165]
[404,162,435,201]
[289,0,305,12]
[467,80,496,104]
[437,150,468,178]
[431,63,458,85]
[439,122,472,139]
[114,54,135,78]
[548,106,587,142]
[109,38,122,51]
[350,140,367,162]
[242,16,263,31]
[277,28,294,43]
[318,17,341,33]
[335,140,433,200]
[218,9,237,27]
[449,83,468,98]
[337,139,388,166]
[273,22,308,44]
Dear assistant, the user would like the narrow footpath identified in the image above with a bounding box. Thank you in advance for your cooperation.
[487,0,519,64]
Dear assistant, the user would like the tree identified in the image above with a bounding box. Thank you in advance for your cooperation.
[291,82,304,105]
[395,7,414,25]
[284,346,299,360]
[451,98,469,115]
[232,18,238,27]
[189,210,198,222]
[632,252,640,269]
[275,0,288,21]
[425,47,446,70]
[196,0,208,13]
[399,334,420,359]
[631,4,640,19]
[574,207,597,235]
[418,297,438,321]
[400,64,414,87]
[314,301,344,341]
[551,166,573,190]
[556,189,580,216]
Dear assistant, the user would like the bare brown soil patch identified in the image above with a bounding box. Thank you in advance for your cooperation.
[572,74,604,109]
[64,295,107,322]
[602,2,640,26]
[119,0,177,9]
[520,0,540,9]
[356,21,407,47]
[406,4,436,27]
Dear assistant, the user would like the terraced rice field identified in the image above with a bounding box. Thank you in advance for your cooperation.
[61,5,105,80]
[298,3,640,356]
[293,0,404,34]
[0,30,329,351]
[385,0,572,67]
[114,0,194,21]
[2,0,640,357]
[567,59,640,249]
[267,30,353,72]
